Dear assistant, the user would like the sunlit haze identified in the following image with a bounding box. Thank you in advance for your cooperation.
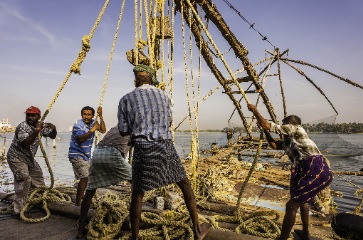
[1,0,362,132]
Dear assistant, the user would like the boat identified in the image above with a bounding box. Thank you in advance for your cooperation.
[0,116,15,133]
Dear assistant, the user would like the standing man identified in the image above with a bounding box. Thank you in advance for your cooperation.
[118,64,212,240]
[76,126,132,239]
[68,106,106,206]
[6,106,57,215]
[248,104,332,240]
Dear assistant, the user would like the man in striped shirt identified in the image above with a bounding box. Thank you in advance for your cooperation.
[68,106,106,206]
[118,64,211,240]
[248,104,332,240]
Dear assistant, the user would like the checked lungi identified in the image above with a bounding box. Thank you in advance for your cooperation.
[132,139,187,192]
[290,155,332,203]
[87,146,132,190]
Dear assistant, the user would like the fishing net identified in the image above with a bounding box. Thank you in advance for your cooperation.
[303,115,363,157]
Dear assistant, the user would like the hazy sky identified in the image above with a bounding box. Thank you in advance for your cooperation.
[1,0,362,132]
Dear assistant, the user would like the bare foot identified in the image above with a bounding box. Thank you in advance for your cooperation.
[76,225,87,239]
[76,229,86,239]
[195,222,212,240]
[294,229,310,240]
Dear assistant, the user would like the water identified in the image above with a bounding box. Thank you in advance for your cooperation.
[0,132,362,213]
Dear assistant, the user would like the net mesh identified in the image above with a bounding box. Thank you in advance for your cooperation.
[303,115,363,157]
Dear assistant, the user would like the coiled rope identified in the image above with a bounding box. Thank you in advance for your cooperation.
[87,192,129,240]
[19,0,111,222]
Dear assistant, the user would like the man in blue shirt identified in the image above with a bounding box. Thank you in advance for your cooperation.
[118,64,211,240]
[68,106,106,206]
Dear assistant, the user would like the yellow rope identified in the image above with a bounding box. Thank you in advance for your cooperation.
[19,0,111,223]
[354,189,363,214]
[276,49,288,118]
[209,210,280,238]
[20,187,72,223]
[143,0,154,67]
[168,0,176,140]
[184,0,251,105]
[87,192,129,240]
[280,59,338,115]
[247,52,278,132]
[41,0,110,122]
[235,130,264,212]
[134,0,139,65]
[158,0,166,84]
[180,4,198,191]
[98,0,125,108]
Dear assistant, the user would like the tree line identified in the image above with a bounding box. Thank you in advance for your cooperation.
[302,122,363,133]
[219,122,363,134]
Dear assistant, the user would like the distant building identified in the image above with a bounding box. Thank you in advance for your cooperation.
[0,116,15,133]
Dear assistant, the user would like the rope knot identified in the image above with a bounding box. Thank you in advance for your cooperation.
[82,35,91,52]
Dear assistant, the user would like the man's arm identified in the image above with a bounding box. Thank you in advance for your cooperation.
[76,121,99,143]
[118,98,130,137]
[20,122,43,148]
[263,129,282,150]
[97,106,106,133]
[44,123,57,139]
[247,104,271,131]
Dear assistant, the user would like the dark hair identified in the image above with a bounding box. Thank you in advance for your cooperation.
[81,106,95,115]
[282,115,301,125]
[134,71,152,81]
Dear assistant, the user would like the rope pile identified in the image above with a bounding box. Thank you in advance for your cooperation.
[87,192,129,240]
[20,187,72,222]
[210,210,281,239]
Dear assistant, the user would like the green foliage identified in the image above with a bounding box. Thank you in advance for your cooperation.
[302,122,363,133]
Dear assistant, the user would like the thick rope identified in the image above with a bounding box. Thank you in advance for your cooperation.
[87,192,129,240]
[40,0,110,122]
[174,85,221,131]
[247,53,277,133]
[280,58,363,90]
[143,0,154,67]
[158,0,166,84]
[98,0,125,108]
[134,0,139,65]
[281,59,338,115]
[235,130,264,212]
[184,0,251,105]
[168,0,176,140]
[181,4,196,190]
[276,49,287,118]
[209,210,280,239]
[20,187,72,223]
[20,0,111,223]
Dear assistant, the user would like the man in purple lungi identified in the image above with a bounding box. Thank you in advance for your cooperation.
[118,64,212,240]
[248,104,332,240]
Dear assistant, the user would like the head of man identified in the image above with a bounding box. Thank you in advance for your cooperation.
[282,115,301,126]
[81,106,95,125]
[25,106,41,126]
[133,64,158,87]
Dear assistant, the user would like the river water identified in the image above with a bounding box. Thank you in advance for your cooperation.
[0,132,362,213]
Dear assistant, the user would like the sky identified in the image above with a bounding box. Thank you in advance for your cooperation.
[0,0,363,132]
